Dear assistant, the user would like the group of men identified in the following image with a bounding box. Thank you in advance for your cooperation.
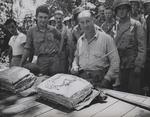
[3,0,150,95]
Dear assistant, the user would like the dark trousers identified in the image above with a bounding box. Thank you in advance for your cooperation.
[10,55,22,67]
[37,54,68,76]
[78,69,106,88]
[142,58,150,95]
[120,68,141,94]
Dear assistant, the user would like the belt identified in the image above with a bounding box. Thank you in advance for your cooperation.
[78,69,104,87]
[39,52,58,57]
[79,69,103,77]
[13,55,22,58]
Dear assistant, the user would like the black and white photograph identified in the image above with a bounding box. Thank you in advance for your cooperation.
[0,0,150,116]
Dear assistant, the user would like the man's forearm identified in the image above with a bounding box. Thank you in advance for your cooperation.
[105,49,120,81]
[20,49,30,66]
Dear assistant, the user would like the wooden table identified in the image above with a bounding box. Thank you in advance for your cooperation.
[0,89,150,117]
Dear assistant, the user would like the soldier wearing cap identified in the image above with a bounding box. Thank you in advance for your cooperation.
[113,0,146,94]
[20,5,62,75]
[49,16,56,27]
[54,10,74,72]
[95,5,106,27]
[63,16,72,29]
[71,10,120,89]
[101,6,116,38]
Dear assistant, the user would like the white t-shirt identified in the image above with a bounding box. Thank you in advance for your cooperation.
[9,31,26,56]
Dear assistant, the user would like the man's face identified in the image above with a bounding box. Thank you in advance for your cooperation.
[98,6,105,16]
[104,9,113,20]
[78,16,93,32]
[36,12,49,28]
[116,5,129,19]
[54,14,63,25]
[6,22,17,35]
[131,2,139,11]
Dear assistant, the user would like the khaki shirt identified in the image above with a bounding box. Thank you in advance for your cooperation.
[25,25,61,56]
[114,18,146,68]
[72,27,120,81]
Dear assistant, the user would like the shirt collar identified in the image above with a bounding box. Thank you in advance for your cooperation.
[35,24,50,32]
[81,27,99,44]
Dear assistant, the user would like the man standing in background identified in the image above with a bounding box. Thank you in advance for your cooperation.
[54,10,74,72]
[113,0,146,94]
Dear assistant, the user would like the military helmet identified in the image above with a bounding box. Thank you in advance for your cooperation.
[143,0,150,5]
[113,0,131,10]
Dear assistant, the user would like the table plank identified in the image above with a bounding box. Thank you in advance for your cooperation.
[14,103,53,117]
[93,100,135,117]
[125,95,146,102]
[93,91,148,117]
[1,96,40,116]
[2,100,40,115]
[123,107,150,117]
[36,108,67,117]
[67,97,118,117]
[142,97,150,105]
[123,97,150,117]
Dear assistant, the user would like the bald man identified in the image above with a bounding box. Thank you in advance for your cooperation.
[71,10,120,89]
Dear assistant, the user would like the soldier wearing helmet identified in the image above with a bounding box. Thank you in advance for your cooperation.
[143,0,150,15]
[113,0,146,94]
[54,10,74,73]
[113,0,131,12]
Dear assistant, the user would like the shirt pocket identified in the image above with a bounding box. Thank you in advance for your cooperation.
[92,49,104,59]
[46,33,55,42]
[33,35,44,50]
[125,31,136,48]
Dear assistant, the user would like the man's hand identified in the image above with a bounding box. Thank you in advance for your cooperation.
[70,66,79,75]
[100,79,112,89]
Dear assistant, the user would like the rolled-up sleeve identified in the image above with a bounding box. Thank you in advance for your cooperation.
[104,35,120,82]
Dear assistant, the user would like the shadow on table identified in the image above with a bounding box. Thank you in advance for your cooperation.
[36,95,107,113]
[37,97,73,113]
[0,90,38,117]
